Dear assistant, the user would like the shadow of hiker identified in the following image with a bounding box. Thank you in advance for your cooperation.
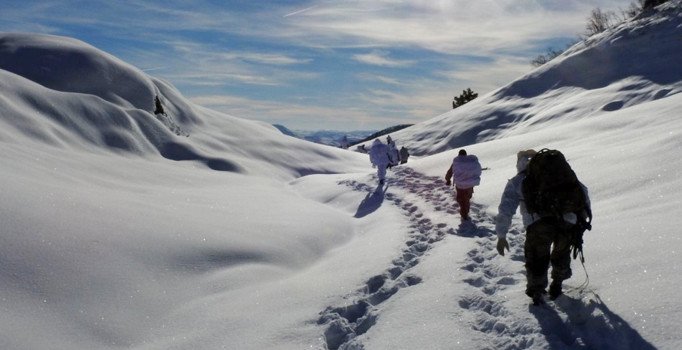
[530,291,656,349]
[456,220,479,237]
[354,184,387,218]
[454,204,491,238]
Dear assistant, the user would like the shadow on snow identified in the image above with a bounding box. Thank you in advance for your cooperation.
[354,184,387,218]
[531,291,656,350]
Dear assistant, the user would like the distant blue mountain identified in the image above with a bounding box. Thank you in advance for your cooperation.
[273,124,377,148]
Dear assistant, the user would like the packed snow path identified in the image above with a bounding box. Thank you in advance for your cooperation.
[318,166,656,350]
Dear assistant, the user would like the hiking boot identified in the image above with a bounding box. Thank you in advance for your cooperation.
[531,291,545,306]
[549,281,563,300]
[526,287,547,305]
[525,288,546,298]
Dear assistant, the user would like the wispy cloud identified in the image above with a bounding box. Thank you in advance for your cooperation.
[277,0,621,55]
[283,5,319,18]
[356,73,405,86]
[0,0,631,130]
[441,56,533,92]
[136,39,318,88]
[140,66,169,72]
[189,94,386,130]
[352,50,415,67]
[221,52,312,66]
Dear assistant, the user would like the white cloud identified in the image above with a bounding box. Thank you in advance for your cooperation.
[4,1,628,58]
[0,0,634,130]
[356,73,405,86]
[439,55,534,93]
[352,50,415,67]
[140,39,319,87]
[350,53,537,123]
[278,0,626,55]
[221,52,312,65]
[189,94,386,130]
[186,52,535,129]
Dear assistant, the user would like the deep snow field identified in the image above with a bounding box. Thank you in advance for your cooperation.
[1,2,681,349]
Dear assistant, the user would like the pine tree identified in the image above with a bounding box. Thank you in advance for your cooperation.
[452,88,479,109]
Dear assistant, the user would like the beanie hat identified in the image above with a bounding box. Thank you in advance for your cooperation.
[516,149,537,173]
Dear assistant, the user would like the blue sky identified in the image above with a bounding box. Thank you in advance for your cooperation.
[1,0,629,131]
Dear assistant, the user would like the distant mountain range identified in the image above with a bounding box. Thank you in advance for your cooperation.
[273,124,413,148]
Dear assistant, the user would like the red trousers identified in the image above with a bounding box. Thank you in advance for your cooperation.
[455,187,474,219]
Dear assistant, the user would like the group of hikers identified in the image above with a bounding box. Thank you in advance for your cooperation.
[367,142,593,305]
[368,135,410,185]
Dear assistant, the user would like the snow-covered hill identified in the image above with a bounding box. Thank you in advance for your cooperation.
[1,2,681,349]
[0,33,368,179]
[377,3,682,156]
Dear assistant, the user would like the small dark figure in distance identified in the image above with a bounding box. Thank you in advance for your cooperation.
[399,146,409,164]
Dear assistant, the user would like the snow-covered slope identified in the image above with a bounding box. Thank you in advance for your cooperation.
[0,32,368,179]
[1,2,682,350]
[0,31,371,350]
[380,3,682,156]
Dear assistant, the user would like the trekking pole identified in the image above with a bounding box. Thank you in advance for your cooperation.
[574,249,590,292]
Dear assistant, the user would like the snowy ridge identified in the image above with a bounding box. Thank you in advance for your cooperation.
[0,33,162,112]
[379,2,682,156]
[0,32,368,179]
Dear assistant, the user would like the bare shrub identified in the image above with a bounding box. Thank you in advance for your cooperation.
[585,8,618,36]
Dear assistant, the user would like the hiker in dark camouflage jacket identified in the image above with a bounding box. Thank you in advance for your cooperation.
[494,150,591,303]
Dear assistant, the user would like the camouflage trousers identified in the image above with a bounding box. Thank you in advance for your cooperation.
[524,217,574,296]
[455,187,474,219]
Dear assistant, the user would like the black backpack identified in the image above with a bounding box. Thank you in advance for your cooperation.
[522,149,587,217]
[522,149,592,259]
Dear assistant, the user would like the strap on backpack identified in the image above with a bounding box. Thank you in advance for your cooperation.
[570,211,592,261]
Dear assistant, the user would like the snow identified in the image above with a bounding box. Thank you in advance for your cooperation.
[1,2,682,349]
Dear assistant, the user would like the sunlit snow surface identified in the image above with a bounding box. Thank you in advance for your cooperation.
[1,3,681,349]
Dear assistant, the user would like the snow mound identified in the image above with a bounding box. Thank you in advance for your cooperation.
[0,33,158,111]
[0,32,368,179]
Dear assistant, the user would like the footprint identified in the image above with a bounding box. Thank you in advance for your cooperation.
[365,275,387,294]
[496,276,517,285]
[464,276,487,288]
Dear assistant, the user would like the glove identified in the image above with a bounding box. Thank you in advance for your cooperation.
[445,180,451,186]
[496,237,510,256]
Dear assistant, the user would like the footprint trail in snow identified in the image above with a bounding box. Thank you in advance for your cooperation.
[318,166,653,350]
[318,166,494,349]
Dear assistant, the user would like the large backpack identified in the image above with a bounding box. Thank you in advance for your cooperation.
[522,149,587,219]
[523,149,592,260]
